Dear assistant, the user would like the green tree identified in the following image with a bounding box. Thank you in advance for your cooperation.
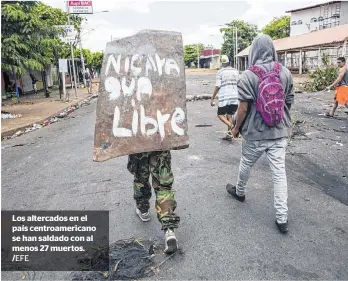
[1,1,82,75]
[75,48,92,66]
[184,43,204,67]
[90,51,104,72]
[262,16,290,40]
[220,20,258,63]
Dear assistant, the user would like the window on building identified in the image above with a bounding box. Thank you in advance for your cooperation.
[311,18,317,22]
[291,21,297,25]
[318,16,324,21]
[298,20,303,24]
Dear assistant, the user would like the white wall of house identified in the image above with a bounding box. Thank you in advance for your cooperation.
[340,2,348,25]
[290,7,321,36]
[210,56,221,69]
[290,1,348,36]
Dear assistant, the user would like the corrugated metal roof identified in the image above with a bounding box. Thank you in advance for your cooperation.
[285,1,341,13]
[237,24,348,57]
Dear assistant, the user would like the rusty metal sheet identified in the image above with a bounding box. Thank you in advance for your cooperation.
[93,30,189,162]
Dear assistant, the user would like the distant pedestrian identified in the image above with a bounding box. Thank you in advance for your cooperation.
[325,57,348,117]
[85,68,92,94]
[227,34,294,234]
[42,69,49,98]
[30,73,38,95]
[210,55,239,139]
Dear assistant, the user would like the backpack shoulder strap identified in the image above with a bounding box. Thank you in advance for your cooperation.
[248,65,266,79]
[273,62,282,74]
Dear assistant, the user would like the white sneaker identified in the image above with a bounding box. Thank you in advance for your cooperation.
[135,208,150,222]
[164,229,178,254]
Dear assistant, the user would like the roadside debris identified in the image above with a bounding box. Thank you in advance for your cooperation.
[186,94,215,101]
[333,128,348,133]
[2,94,98,140]
[290,120,311,141]
[195,124,213,127]
[1,111,22,119]
[71,238,155,280]
[12,143,35,147]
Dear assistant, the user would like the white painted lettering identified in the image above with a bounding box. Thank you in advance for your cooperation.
[113,106,132,137]
[157,110,170,140]
[121,77,136,96]
[125,57,130,73]
[136,77,152,101]
[132,108,138,135]
[105,54,121,76]
[171,107,185,136]
[165,58,180,75]
[155,53,166,76]
[105,77,121,100]
[145,55,157,76]
[140,105,158,136]
[131,54,142,76]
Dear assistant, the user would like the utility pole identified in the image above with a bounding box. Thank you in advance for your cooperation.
[78,30,86,87]
[232,27,235,68]
[197,44,200,68]
[66,1,78,98]
[235,27,238,71]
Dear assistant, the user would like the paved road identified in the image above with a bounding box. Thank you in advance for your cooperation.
[2,75,348,280]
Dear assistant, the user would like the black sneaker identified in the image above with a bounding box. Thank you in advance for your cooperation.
[226,184,245,202]
[275,220,288,234]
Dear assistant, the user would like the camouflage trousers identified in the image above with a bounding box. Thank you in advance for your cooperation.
[127,150,180,230]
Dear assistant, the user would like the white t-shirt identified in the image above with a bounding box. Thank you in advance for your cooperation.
[215,67,240,107]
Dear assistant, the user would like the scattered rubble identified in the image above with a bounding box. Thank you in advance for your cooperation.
[1,112,22,119]
[186,94,215,101]
[2,94,98,140]
[71,238,155,281]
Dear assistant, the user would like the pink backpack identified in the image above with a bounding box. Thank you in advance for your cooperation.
[249,62,285,126]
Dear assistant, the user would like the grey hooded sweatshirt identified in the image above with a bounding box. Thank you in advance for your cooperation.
[237,34,294,141]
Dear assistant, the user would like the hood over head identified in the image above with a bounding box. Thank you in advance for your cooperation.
[248,34,278,67]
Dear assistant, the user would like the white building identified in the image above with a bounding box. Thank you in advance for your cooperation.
[287,1,348,36]
[236,0,348,74]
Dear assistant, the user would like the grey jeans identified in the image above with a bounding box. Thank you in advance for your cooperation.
[236,137,288,223]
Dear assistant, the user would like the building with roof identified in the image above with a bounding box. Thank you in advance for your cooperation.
[236,1,348,74]
[199,48,221,69]
[287,1,348,36]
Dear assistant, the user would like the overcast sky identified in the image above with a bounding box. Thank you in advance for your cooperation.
[43,0,326,52]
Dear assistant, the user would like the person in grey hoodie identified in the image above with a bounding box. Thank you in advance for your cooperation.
[226,34,294,234]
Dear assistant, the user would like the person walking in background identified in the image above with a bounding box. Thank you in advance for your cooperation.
[85,68,92,94]
[227,34,294,234]
[210,55,239,140]
[30,73,38,95]
[325,57,348,117]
